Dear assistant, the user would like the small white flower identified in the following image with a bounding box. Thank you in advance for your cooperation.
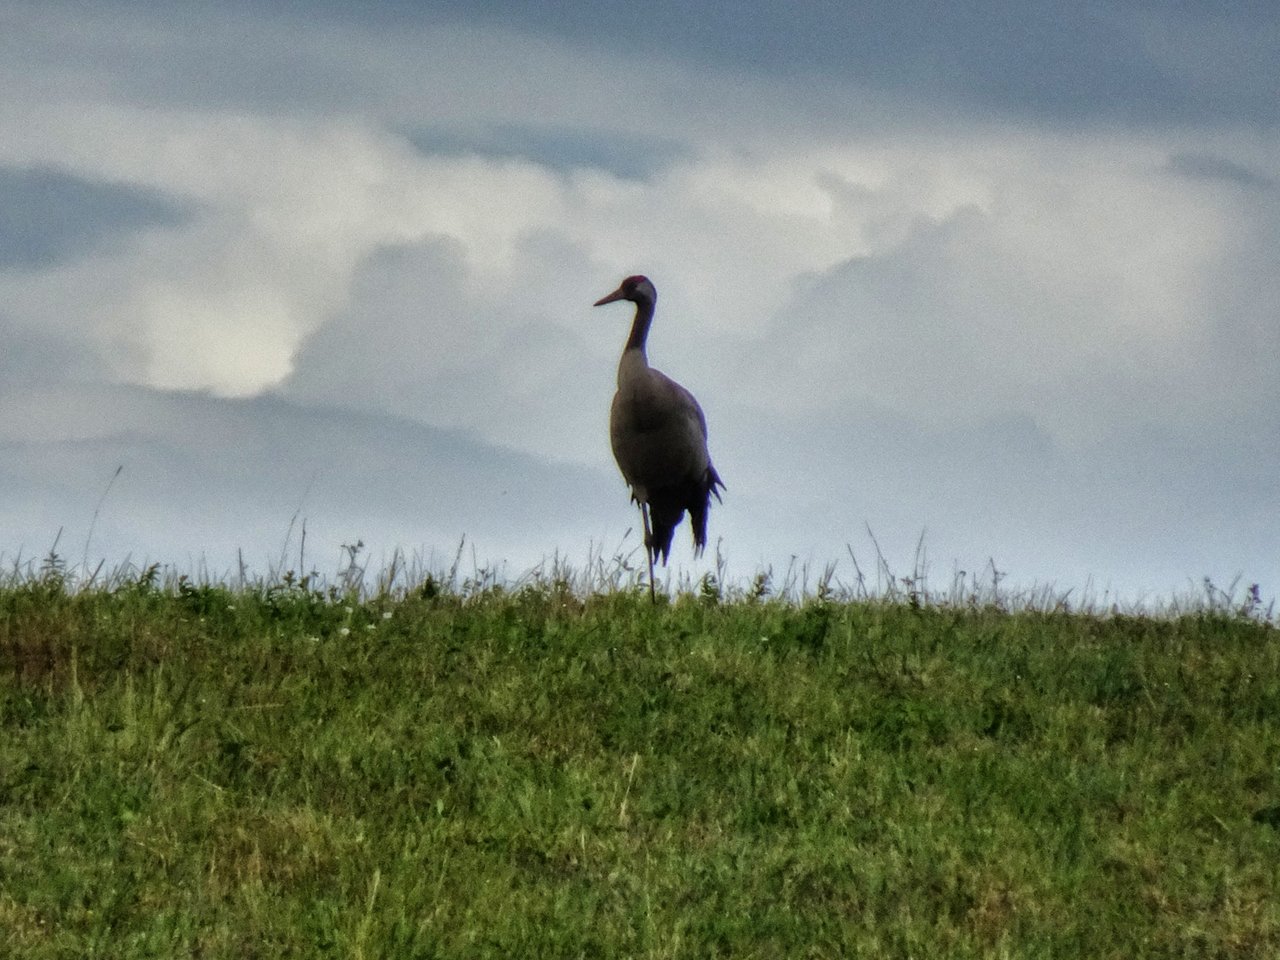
[339,627,351,637]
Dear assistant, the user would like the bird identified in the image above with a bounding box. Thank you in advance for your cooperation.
[593,275,724,601]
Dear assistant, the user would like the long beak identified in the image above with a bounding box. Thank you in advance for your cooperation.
[593,286,627,307]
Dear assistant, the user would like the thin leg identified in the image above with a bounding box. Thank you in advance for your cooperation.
[640,503,656,603]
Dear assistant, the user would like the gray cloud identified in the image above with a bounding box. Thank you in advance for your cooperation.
[7,374,1270,600]
[0,166,191,269]
[18,2,1279,126]
[401,122,691,181]
[1,5,383,116]
[711,399,1279,602]
[372,0,1279,124]
[1166,153,1275,190]
[281,230,617,465]
[0,312,109,382]
[0,382,622,578]
[3,2,1279,604]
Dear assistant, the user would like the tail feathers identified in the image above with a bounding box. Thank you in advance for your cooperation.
[645,463,726,564]
[647,505,680,566]
[708,464,726,502]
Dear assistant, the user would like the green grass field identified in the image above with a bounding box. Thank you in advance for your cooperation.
[2,566,1278,958]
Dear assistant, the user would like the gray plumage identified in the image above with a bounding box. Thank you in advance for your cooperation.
[594,275,724,596]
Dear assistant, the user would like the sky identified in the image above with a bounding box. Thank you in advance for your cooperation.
[2,1,1278,604]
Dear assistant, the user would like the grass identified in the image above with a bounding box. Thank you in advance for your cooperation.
[1,560,1278,958]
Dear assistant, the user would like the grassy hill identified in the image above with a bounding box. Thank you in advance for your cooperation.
[1,568,1277,957]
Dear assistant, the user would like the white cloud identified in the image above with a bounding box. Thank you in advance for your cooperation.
[742,131,1280,446]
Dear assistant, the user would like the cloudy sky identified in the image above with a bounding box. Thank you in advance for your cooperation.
[2,1,1277,603]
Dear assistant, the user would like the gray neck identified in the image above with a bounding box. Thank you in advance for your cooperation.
[624,297,655,354]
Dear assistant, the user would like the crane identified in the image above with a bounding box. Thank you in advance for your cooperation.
[593,275,725,601]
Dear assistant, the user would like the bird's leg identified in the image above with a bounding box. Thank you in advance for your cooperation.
[640,503,656,603]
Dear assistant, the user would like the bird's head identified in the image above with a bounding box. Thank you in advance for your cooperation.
[594,275,656,307]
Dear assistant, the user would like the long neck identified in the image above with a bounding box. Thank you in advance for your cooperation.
[624,296,655,354]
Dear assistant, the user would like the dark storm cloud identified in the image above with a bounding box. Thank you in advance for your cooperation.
[0,166,192,269]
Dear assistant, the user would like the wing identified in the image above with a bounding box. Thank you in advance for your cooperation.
[610,367,712,501]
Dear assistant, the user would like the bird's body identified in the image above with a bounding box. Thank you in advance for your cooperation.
[610,355,717,562]
[594,275,723,594]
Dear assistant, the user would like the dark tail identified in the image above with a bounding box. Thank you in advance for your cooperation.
[647,463,725,564]
[689,463,725,557]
